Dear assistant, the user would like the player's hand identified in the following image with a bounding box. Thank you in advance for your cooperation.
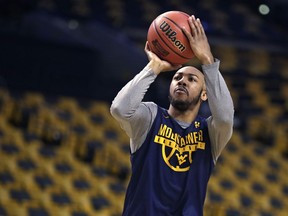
[144,42,182,75]
[182,15,214,65]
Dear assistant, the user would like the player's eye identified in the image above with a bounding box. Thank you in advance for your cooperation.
[188,77,196,82]
[174,75,182,81]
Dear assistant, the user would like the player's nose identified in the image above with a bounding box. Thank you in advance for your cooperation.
[177,77,187,86]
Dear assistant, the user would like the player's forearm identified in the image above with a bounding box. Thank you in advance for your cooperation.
[202,59,234,126]
[110,66,157,120]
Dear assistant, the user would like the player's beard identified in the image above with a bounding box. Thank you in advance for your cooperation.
[168,91,202,112]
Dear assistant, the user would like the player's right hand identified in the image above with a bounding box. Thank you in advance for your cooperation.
[145,42,182,74]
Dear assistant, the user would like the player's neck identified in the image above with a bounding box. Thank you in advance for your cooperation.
[168,105,200,124]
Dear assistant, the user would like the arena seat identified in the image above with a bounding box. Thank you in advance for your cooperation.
[28,206,50,216]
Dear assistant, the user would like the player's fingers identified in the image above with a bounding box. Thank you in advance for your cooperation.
[196,18,205,35]
[193,17,203,34]
[188,15,198,36]
[145,41,150,51]
[144,42,153,60]
[182,26,193,41]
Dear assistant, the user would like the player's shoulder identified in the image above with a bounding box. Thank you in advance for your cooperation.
[142,101,158,110]
[141,102,159,119]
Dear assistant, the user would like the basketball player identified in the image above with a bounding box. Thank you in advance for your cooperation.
[110,15,234,216]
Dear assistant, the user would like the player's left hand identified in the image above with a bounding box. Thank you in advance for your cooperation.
[182,15,214,65]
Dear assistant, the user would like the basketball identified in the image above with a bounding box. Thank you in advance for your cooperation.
[147,11,194,65]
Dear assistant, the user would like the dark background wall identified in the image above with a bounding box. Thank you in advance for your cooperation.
[0,0,287,107]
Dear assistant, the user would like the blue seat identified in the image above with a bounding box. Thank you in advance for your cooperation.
[265,172,279,184]
[17,157,37,171]
[104,128,118,140]
[219,178,235,190]
[208,189,224,203]
[0,203,7,216]
[72,124,87,135]
[1,143,20,154]
[10,188,31,203]
[91,195,110,210]
[89,114,105,124]
[109,181,126,195]
[270,196,284,209]
[51,191,72,205]
[251,181,266,194]
[240,155,253,167]
[54,161,73,174]
[80,139,104,163]
[91,166,109,178]
[71,211,88,216]
[225,207,241,216]
[34,174,54,189]
[0,169,15,184]
[38,145,57,158]
[55,109,72,122]
[28,206,50,216]
[73,178,91,190]
[234,168,249,180]
[240,194,253,208]
[282,184,288,197]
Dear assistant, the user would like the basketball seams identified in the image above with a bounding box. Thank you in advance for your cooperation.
[162,14,189,32]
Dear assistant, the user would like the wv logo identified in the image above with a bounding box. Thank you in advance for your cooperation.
[176,153,188,165]
[155,124,206,172]
[154,135,206,172]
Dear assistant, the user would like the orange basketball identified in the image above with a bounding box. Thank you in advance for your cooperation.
[147,11,194,65]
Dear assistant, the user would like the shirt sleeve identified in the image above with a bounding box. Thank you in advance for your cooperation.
[110,66,158,153]
[202,59,234,164]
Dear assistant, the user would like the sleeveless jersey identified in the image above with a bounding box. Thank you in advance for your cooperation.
[122,106,214,216]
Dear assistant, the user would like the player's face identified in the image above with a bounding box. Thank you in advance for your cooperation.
[169,66,207,111]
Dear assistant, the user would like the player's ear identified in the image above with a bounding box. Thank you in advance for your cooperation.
[201,90,207,102]
[201,82,207,102]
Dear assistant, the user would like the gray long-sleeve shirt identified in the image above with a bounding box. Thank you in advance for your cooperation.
[111,59,234,164]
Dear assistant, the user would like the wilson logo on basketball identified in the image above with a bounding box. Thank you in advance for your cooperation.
[159,21,186,52]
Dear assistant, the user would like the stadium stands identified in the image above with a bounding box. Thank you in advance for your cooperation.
[0,59,287,214]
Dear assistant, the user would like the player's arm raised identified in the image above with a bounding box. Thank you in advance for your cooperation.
[183,15,234,162]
